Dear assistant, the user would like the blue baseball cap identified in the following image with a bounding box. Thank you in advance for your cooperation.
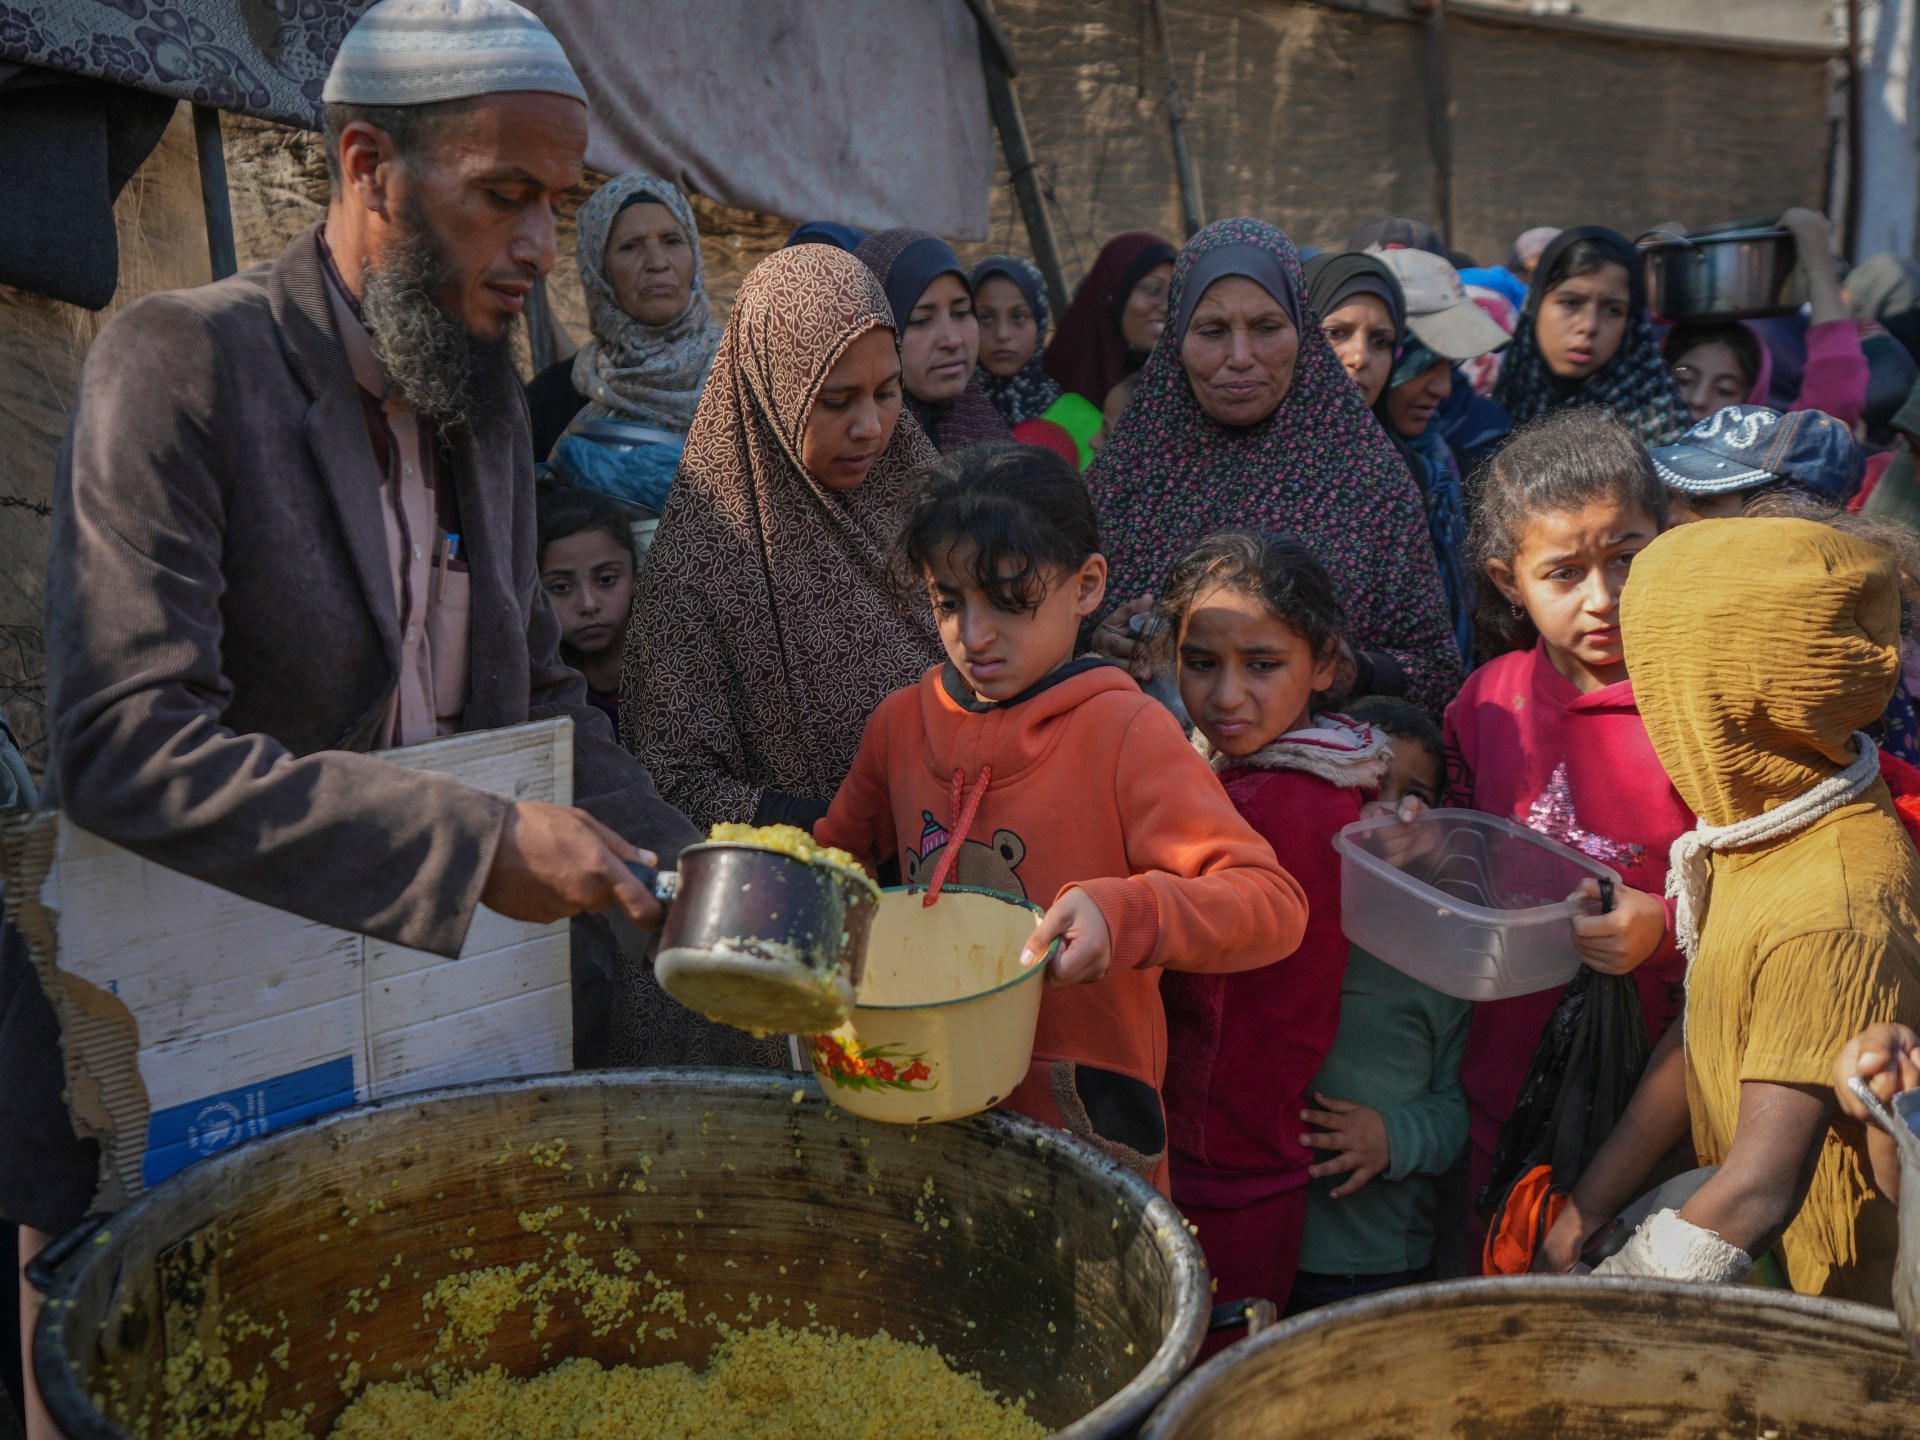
[1649,404,1866,505]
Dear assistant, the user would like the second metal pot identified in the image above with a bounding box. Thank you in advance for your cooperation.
[1638,225,1807,322]
[639,841,880,1035]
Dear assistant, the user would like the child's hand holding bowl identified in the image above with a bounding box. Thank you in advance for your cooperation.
[1020,887,1113,987]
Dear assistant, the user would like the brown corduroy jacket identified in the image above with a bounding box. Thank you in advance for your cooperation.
[40,222,699,957]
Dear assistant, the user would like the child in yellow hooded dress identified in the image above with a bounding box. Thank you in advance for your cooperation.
[1539,517,1920,1303]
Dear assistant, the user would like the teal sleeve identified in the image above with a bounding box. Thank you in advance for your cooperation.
[1379,996,1472,1181]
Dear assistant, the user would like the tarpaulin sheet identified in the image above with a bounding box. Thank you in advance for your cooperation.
[0,0,993,239]
[525,0,993,240]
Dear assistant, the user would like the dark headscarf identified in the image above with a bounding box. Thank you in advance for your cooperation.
[785,220,867,251]
[1044,230,1177,406]
[969,254,1063,426]
[1304,251,1406,341]
[1308,252,1469,664]
[1349,217,1447,257]
[1090,218,1462,711]
[1492,225,1691,446]
[855,227,1012,453]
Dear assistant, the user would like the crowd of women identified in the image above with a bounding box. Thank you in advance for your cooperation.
[526,167,1920,1314]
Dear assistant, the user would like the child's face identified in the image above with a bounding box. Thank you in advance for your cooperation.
[925,544,1108,703]
[1377,736,1443,808]
[1487,498,1660,693]
[1176,585,1336,758]
[540,529,636,657]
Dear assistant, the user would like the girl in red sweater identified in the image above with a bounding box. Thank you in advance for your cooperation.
[1155,530,1390,1311]
[816,444,1307,1190]
[1440,408,1692,1259]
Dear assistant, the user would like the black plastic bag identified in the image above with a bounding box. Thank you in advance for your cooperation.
[1476,965,1652,1224]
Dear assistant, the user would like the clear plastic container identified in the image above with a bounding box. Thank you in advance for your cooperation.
[1332,808,1620,1001]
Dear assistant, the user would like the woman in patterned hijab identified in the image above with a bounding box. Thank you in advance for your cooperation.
[970,254,1063,426]
[536,173,726,510]
[1090,218,1462,712]
[621,244,943,831]
[571,171,723,432]
[1493,225,1691,447]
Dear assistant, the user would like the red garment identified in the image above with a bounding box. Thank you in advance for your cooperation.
[1181,1188,1309,1322]
[1164,767,1357,1208]
[1852,450,1895,514]
[1879,748,1920,847]
[816,660,1308,1190]
[1443,643,1692,1241]
[1043,231,1176,407]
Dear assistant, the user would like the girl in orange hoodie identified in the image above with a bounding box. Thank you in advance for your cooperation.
[816,442,1308,1189]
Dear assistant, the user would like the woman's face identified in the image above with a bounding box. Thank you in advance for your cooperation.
[1120,261,1174,353]
[974,275,1039,379]
[1535,261,1631,380]
[1386,356,1454,438]
[1321,295,1397,408]
[1180,275,1299,428]
[900,272,978,404]
[605,200,696,326]
[1671,340,1751,424]
[801,327,903,491]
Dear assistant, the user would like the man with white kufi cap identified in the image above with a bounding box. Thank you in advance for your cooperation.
[8,7,700,1400]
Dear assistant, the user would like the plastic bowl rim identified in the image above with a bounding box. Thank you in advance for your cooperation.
[841,885,1048,1013]
[1332,806,1622,925]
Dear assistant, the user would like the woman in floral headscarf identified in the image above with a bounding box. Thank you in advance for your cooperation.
[1089,218,1462,713]
[532,172,725,511]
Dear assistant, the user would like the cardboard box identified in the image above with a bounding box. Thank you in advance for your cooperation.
[0,719,574,1210]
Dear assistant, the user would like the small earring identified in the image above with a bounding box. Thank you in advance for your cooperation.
[1510,603,1523,619]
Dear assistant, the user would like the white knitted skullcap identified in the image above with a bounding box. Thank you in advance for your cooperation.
[323,0,587,108]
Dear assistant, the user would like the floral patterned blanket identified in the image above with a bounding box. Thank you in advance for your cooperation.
[0,0,374,127]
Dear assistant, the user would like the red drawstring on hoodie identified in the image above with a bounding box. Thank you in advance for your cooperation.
[923,764,993,906]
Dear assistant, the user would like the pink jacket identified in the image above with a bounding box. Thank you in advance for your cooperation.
[1748,317,1868,427]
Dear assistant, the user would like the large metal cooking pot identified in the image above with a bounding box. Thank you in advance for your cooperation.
[33,1071,1210,1439]
[1639,221,1808,322]
[1141,1275,1920,1439]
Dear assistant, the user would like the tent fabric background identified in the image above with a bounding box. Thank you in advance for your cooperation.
[525,0,995,243]
[0,0,1839,776]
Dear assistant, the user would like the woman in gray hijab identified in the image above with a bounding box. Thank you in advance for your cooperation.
[529,173,725,512]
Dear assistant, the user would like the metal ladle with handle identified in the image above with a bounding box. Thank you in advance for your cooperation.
[625,839,883,1038]
[1846,1074,1920,1358]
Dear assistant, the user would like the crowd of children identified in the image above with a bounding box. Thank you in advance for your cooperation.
[537,386,1920,1311]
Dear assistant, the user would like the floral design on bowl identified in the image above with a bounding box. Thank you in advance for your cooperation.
[809,1033,935,1093]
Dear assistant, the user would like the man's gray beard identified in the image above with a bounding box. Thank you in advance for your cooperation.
[360,202,516,432]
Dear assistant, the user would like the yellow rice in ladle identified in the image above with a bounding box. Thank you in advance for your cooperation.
[328,1321,1044,1439]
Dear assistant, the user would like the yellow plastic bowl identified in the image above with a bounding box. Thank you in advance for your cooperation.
[806,887,1046,1124]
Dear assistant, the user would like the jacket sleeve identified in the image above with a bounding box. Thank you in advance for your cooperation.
[1381,992,1473,1180]
[1073,701,1308,974]
[44,294,509,958]
[812,699,899,875]
[1787,318,1869,428]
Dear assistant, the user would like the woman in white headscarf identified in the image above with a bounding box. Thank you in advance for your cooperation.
[530,172,724,512]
